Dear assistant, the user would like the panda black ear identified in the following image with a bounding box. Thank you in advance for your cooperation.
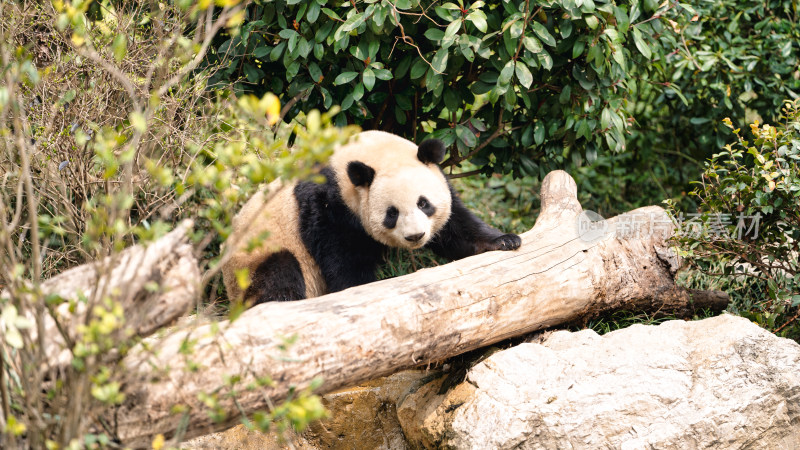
[347,161,375,187]
[417,139,446,165]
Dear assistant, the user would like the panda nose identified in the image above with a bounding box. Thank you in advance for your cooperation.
[405,232,425,243]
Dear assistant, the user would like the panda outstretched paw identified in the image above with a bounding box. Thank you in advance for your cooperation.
[490,233,522,251]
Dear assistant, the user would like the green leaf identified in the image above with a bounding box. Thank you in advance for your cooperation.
[363,68,376,90]
[425,28,445,41]
[368,39,380,60]
[352,82,364,101]
[315,20,334,42]
[444,18,462,44]
[307,1,321,23]
[572,39,585,58]
[431,48,449,73]
[286,60,300,80]
[612,47,625,68]
[538,50,553,70]
[587,44,602,65]
[243,63,263,83]
[467,10,488,33]
[253,46,270,58]
[321,8,341,20]
[515,62,533,88]
[456,124,477,146]
[269,42,286,61]
[632,27,652,59]
[279,29,297,39]
[112,34,127,62]
[410,58,428,79]
[308,62,323,82]
[613,6,629,33]
[531,22,556,47]
[523,36,542,53]
[341,93,354,110]
[510,21,524,39]
[560,20,573,38]
[341,13,365,32]
[444,89,459,111]
[334,71,359,85]
[498,60,514,85]
[373,68,393,80]
[534,121,545,145]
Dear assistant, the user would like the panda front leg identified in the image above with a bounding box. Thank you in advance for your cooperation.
[244,250,307,303]
[427,190,522,261]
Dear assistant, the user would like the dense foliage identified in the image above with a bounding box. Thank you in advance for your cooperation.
[672,100,800,340]
[582,0,800,215]
[203,0,681,178]
[641,0,800,155]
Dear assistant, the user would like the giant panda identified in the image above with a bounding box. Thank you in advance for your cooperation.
[221,130,522,304]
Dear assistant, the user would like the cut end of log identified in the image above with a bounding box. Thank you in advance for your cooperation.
[539,170,581,218]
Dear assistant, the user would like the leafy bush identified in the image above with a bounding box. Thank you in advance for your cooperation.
[591,0,800,213]
[671,100,800,340]
[204,0,680,178]
[0,1,351,446]
[648,0,800,154]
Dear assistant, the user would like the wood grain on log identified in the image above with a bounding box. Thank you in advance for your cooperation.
[110,171,726,446]
[2,220,200,369]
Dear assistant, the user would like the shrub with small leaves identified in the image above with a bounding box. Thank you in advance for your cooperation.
[0,1,353,447]
[670,100,800,340]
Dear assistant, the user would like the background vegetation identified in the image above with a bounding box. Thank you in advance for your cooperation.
[1,0,799,447]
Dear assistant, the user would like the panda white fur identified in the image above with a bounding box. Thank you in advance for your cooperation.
[221,130,522,303]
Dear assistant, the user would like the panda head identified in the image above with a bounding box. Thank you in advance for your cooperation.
[330,131,453,249]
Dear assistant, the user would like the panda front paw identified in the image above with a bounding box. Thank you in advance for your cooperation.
[491,233,522,251]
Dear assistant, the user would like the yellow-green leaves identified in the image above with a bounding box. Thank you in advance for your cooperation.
[5,415,26,436]
[112,34,127,61]
[129,111,146,133]
[2,304,33,349]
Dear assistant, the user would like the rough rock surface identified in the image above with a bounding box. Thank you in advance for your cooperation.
[183,370,435,449]
[397,314,800,449]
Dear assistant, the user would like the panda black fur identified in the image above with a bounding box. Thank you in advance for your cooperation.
[222,131,522,304]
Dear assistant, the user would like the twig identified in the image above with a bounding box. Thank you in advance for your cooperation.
[775,308,800,333]
[275,88,312,129]
[446,168,482,179]
[387,0,445,75]
[442,109,507,167]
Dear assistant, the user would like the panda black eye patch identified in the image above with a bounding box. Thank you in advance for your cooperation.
[383,206,399,229]
[417,196,436,217]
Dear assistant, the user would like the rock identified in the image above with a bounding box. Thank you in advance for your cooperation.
[184,370,436,449]
[397,314,800,449]
[181,425,315,450]
[302,370,435,449]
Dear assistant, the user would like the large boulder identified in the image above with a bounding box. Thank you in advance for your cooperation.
[397,314,800,449]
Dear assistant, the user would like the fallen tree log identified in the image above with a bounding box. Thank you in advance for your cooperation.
[111,170,727,446]
[0,220,199,371]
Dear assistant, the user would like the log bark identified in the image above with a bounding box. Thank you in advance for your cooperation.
[108,170,727,446]
[1,220,200,370]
